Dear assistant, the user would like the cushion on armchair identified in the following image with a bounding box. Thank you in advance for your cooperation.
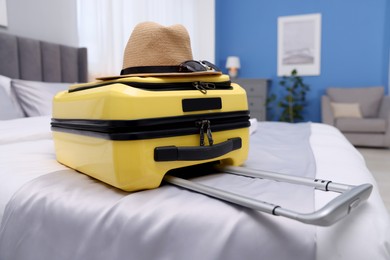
[330,102,362,118]
[327,87,384,117]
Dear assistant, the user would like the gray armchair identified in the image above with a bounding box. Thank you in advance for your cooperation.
[321,86,390,148]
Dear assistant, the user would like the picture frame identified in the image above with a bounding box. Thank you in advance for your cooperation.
[277,13,322,76]
[0,0,8,27]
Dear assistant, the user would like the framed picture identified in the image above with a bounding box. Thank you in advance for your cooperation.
[277,13,321,76]
[0,0,8,27]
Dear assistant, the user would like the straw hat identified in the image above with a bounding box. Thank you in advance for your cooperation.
[97,21,221,80]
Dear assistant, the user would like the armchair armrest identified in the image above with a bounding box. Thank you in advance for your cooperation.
[378,96,390,146]
[378,96,390,119]
[321,96,335,125]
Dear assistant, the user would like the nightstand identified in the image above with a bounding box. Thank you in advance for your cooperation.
[232,78,269,121]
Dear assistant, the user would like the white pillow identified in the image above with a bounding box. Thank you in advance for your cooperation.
[331,102,363,118]
[11,79,71,117]
[0,75,25,120]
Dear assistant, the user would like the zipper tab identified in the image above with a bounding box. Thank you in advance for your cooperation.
[206,121,214,146]
[193,82,216,94]
[198,120,206,146]
[196,120,213,146]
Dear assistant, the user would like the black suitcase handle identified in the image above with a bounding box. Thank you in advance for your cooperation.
[154,137,242,161]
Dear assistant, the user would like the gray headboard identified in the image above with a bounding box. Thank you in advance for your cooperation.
[0,32,88,83]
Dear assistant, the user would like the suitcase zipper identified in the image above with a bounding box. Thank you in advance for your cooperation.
[197,120,214,146]
[192,82,216,94]
[51,111,250,141]
[69,81,232,93]
[123,81,229,93]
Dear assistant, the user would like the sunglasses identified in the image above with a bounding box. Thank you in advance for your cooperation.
[179,60,221,73]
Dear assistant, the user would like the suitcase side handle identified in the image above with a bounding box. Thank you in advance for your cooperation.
[154,137,242,161]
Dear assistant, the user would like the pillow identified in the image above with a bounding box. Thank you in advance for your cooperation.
[11,79,71,117]
[0,75,25,120]
[331,102,363,118]
[327,87,384,117]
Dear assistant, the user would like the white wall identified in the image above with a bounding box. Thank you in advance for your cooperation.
[0,0,79,46]
[193,0,215,63]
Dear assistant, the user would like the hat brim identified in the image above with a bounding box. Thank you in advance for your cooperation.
[96,71,222,81]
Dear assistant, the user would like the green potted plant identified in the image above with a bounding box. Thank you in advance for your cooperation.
[267,69,310,123]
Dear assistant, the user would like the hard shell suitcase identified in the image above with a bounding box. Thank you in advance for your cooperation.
[51,73,373,226]
[51,74,250,191]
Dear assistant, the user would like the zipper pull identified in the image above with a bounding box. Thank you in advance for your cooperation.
[196,120,213,146]
[193,82,216,94]
[198,120,206,146]
[206,120,214,146]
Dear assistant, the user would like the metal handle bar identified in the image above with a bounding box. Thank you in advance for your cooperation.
[221,166,353,193]
[164,166,372,226]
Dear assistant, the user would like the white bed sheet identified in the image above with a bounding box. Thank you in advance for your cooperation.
[0,116,68,219]
[311,123,390,259]
[0,116,389,260]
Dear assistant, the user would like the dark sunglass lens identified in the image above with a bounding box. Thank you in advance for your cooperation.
[185,61,207,72]
[179,60,220,73]
[201,60,221,72]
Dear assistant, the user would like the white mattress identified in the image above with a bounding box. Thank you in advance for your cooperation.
[0,116,389,260]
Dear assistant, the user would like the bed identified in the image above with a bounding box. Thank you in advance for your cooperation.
[0,34,389,260]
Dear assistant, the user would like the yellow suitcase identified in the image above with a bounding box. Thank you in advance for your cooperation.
[51,74,250,191]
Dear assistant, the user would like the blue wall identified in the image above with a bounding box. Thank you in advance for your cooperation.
[215,0,389,122]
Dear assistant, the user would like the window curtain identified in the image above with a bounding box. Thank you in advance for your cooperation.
[77,0,215,80]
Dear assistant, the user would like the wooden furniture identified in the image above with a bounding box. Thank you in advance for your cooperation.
[233,78,269,121]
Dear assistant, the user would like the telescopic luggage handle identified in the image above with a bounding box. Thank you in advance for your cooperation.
[164,166,373,226]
